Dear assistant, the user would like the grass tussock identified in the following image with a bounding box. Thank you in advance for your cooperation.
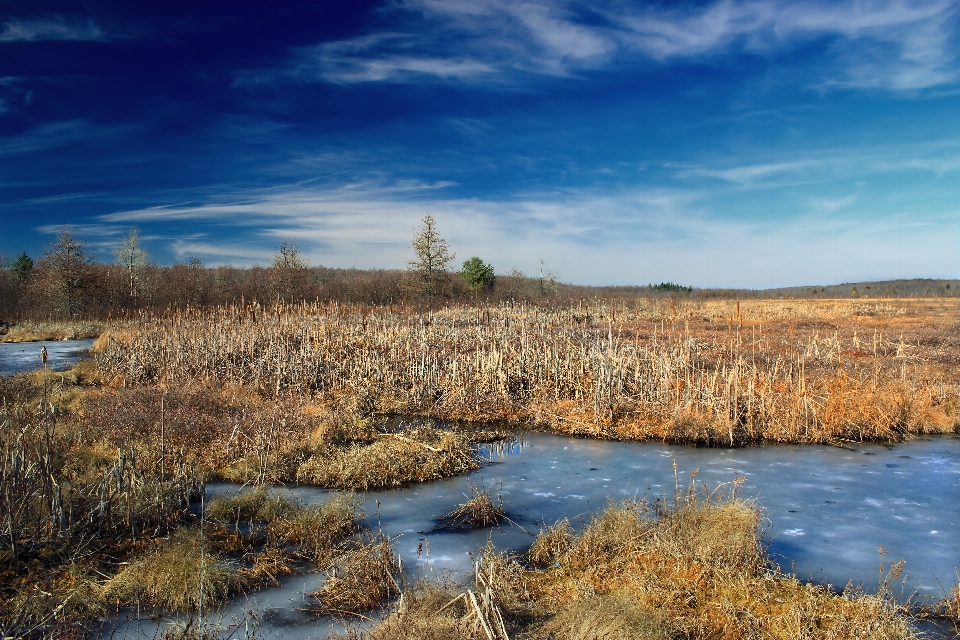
[205,486,293,524]
[437,481,505,530]
[204,488,363,582]
[268,493,362,566]
[155,619,223,640]
[537,592,674,640]
[528,518,573,567]
[343,578,476,640]
[309,536,400,617]
[103,530,240,611]
[94,298,960,446]
[297,429,479,490]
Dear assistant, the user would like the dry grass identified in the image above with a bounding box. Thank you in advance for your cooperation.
[361,481,920,640]
[520,485,915,639]
[0,374,205,637]
[206,486,294,524]
[0,319,106,342]
[536,592,674,640]
[528,518,573,567]
[267,492,362,566]
[0,564,106,639]
[94,298,960,445]
[346,578,474,640]
[308,536,401,617]
[939,581,960,625]
[297,429,479,490]
[103,529,241,611]
[437,481,505,530]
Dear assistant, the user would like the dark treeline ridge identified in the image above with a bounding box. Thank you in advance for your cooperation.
[1,231,957,320]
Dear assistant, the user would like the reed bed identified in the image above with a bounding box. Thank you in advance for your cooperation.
[95,298,960,445]
[361,480,920,640]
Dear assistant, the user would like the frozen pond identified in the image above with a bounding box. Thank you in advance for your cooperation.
[0,338,96,375]
[107,431,960,639]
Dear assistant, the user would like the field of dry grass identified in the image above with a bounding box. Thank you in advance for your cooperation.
[95,297,960,445]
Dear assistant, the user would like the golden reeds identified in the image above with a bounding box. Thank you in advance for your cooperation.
[94,298,960,445]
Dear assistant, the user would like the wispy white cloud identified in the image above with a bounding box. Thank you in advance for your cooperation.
[0,17,107,42]
[78,172,959,286]
[0,119,136,156]
[673,136,960,191]
[260,0,958,91]
[677,160,815,185]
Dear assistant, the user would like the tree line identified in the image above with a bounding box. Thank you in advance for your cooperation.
[0,215,570,319]
[8,213,941,320]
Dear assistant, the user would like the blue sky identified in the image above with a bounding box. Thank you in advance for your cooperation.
[1,0,959,287]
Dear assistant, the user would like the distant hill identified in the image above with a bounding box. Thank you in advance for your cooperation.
[756,278,959,299]
[573,278,960,299]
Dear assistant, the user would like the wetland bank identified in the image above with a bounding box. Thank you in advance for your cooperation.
[2,297,959,639]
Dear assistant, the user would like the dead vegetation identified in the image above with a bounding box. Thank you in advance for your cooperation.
[297,429,480,490]
[309,536,401,617]
[0,369,385,636]
[94,298,960,446]
[103,529,240,611]
[437,481,506,530]
[3,297,959,637]
[360,479,923,640]
[206,487,362,568]
[0,319,107,343]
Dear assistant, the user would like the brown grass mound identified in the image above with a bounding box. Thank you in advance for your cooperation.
[437,481,505,530]
[523,485,914,639]
[268,493,362,566]
[297,430,478,490]
[309,537,401,617]
[528,518,573,567]
[536,592,674,640]
[346,578,475,640]
[205,486,293,524]
[104,530,241,611]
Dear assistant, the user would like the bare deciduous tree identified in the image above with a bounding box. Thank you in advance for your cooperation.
[273,239,309,300]
[115,227,150,298]
[43,228,93,318]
